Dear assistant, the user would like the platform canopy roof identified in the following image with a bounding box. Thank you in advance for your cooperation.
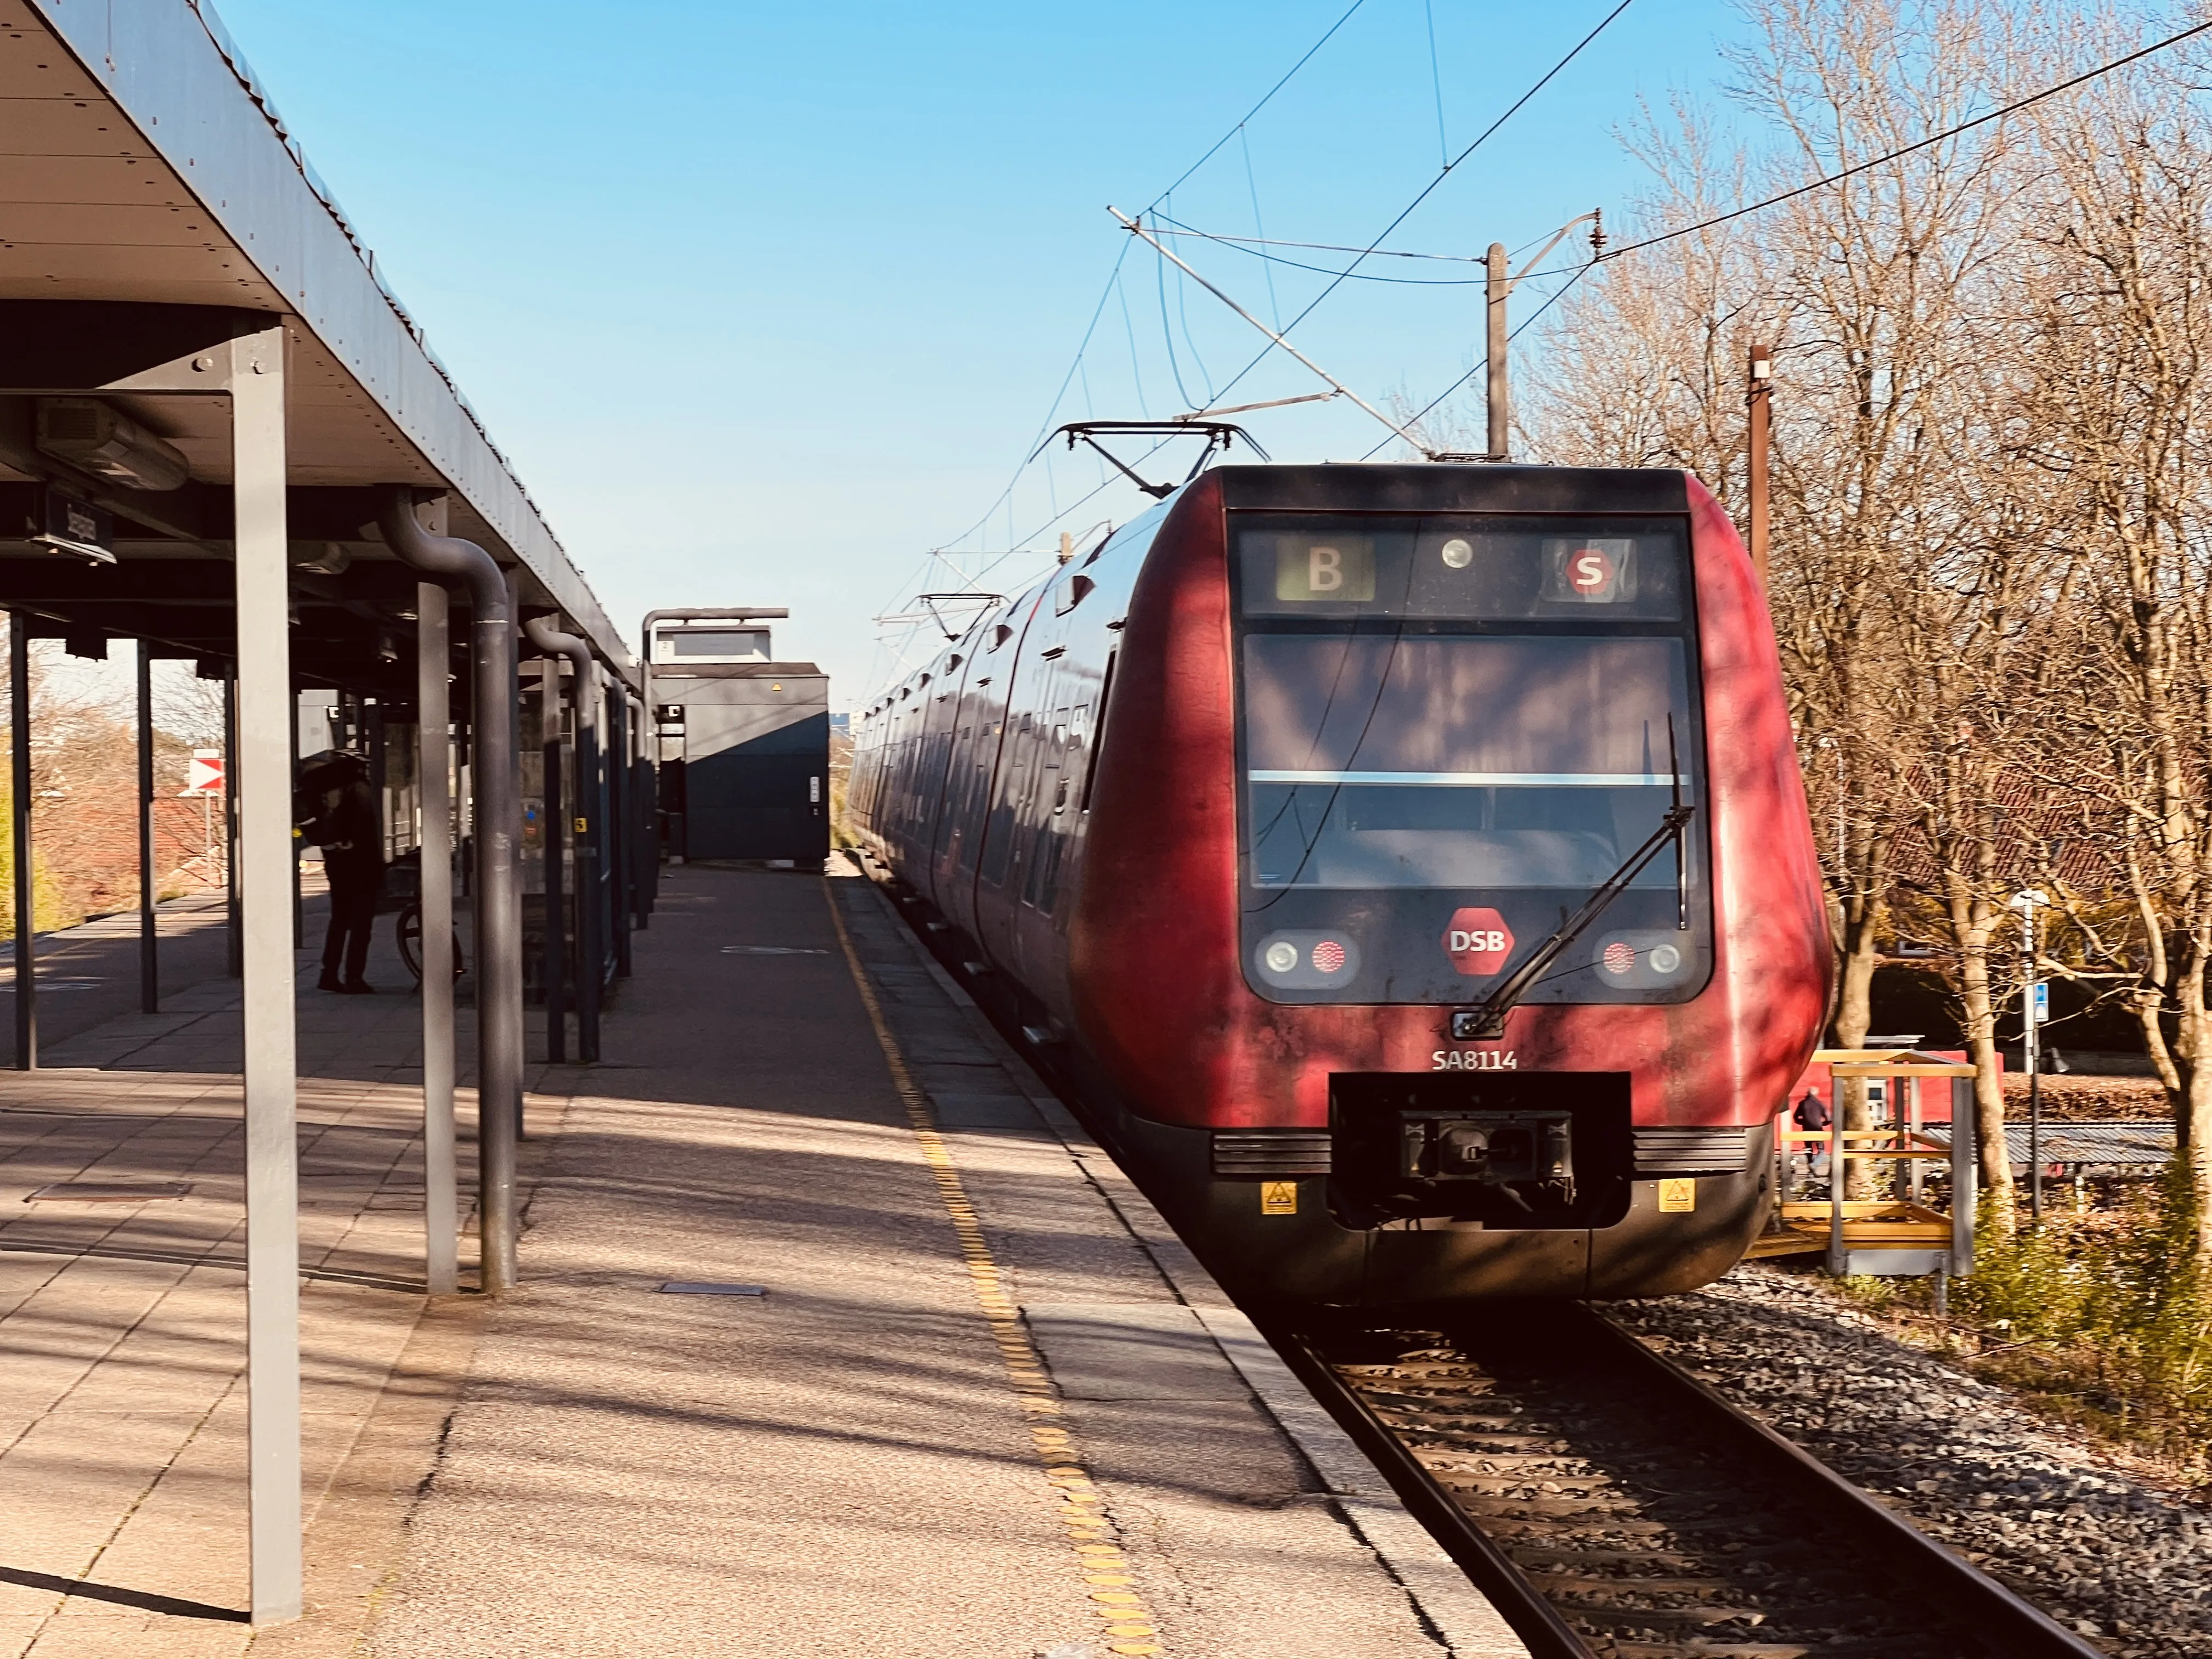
[0,0,635,698]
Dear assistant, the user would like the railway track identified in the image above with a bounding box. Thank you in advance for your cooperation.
[1273,1304,2108,1659]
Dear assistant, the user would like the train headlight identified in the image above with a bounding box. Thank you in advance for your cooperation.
[1593,930,1697,989]
[1254,929,1361,990]
[1440,538,1474,569]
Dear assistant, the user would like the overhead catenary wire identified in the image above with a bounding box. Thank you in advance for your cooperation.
[1142,0,1374,213]
[1155,228,1205,409]
[929,241,1137,558]
[1150,213,1488,283]
[1424,0,1449,168]
[1294,14,2212,286]
[1114,266,1150,416]
[927,0,1376,578]
[1115,207,1429,450]
[1187,0,1639,413]
[1142,225,1488,262]
[1238,124,1284,328]
[1359,261,1599,461]
[893,0,1635,638]
[1590,15,2212,266]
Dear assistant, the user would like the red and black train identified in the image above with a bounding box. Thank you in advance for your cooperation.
[850,463,1830,1303]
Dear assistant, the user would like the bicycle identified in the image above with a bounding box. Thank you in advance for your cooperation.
[396,902,466,984]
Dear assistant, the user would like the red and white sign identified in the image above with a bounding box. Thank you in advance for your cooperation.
[181,749,224,796]
[1567,547,1616,594]
[1543,538,1634,603]
[1443,907,1514,976]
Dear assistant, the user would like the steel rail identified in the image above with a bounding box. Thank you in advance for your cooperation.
[857,860,2102,1658]
[1573,1306,2107,1659]
[1262,1319,1598,1659]
[1273,1302,2107,1659]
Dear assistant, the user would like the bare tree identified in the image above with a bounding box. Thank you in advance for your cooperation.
[2005,32,2212,1252]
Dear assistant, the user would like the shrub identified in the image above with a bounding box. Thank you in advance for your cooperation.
[1940,1163,2212,1470]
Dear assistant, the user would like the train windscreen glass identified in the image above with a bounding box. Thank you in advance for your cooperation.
[1232,514,1711,1007]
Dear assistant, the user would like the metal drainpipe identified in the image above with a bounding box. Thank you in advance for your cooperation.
[521,615,601,1062]
[607,687,635,973]
[377,488,523,1294]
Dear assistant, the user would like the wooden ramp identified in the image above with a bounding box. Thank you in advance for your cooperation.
[1749,1200,1956,1260]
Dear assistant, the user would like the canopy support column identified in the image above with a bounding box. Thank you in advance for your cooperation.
[10,612,32,1070]
[224,666,240,977]
[417,582,459,1296]
[232,323,301,1628]
[138,644,157,1012]
[379,488,522,1294]
[539,656,567,1064]
[521,616,599,1060]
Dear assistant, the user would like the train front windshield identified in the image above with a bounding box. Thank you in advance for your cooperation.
[1232,514,1712,1007]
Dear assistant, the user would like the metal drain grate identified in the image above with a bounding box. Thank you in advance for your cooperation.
[658,1280,768,1296]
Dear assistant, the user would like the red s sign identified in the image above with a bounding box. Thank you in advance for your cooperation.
[1443,908,1514,975]
[1542,538,1634,603]
[1570,548,1615,591]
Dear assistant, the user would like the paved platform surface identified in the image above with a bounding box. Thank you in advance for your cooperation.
[0,888,269,1058]
[2,861,1527,1658]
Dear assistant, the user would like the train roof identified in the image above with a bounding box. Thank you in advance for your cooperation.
[864,464,1701,715]
[1201,463,1691,515]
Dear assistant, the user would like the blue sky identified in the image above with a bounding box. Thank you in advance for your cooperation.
[212,0,1749,700]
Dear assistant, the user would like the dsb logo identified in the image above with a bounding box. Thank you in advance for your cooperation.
[1442,907,1514,975]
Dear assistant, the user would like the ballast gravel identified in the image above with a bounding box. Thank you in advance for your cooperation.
[1610,1265,2212,1658]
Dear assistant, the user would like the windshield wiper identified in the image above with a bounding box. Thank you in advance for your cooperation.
[1455,715,1695,1041]
[1451,802,1695,1040]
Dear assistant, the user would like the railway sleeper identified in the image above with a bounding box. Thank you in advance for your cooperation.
[1526,1573,1747,1595]
[1420,1450,1593,1465]
[1451,1494,1647,1519]
[1568,1603,1774,1627]
[1509,1545,1711,1570]
[1438,1475,1621,1497]
[1400,1432,1578,1452]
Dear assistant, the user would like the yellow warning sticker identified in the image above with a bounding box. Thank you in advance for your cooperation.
[1657,1177,1696,1213]
[1260,1180,1299,1216]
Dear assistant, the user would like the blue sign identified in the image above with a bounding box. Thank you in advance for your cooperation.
[2032,981,2049,1020]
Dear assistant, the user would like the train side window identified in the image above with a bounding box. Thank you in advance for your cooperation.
[1054,573,1095,617]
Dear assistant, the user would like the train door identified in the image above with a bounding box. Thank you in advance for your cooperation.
[967,590,1049,949]
[886,696,926,867]
[1000,696,1081,986]
[918,667,962,879]
[927,619,1003,938]
[1018,702,1073,910]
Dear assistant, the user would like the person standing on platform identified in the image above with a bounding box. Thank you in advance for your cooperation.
[1792,1087,1832,1186]
[299,751,385,994]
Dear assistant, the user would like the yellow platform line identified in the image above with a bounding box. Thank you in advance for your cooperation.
[828,882,1165,1657]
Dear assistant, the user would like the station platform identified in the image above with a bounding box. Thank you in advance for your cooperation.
[1,862,1528,1659]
